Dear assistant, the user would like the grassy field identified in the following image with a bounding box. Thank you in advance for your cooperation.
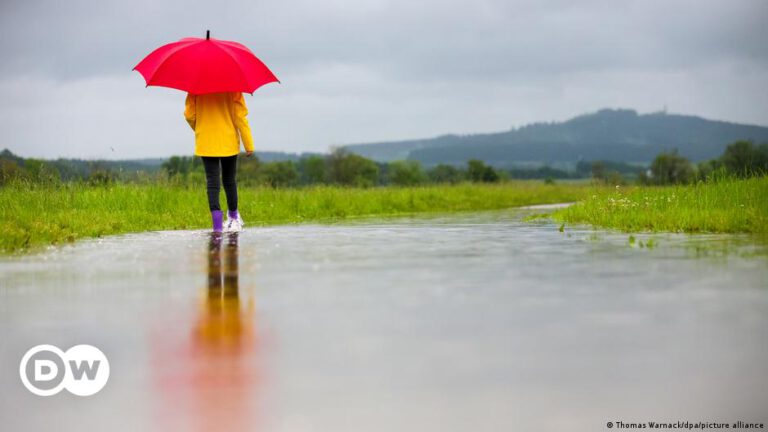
[3,177,764,254]
[0,181,591,254]
[552,176,768,234]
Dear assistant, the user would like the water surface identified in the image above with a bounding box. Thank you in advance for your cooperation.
[1,210,766,431]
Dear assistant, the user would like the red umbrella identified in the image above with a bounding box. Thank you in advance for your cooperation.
[133,30,279,95]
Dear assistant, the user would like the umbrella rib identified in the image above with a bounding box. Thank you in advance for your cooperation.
[211,43,252,91]
[215,40,254,55]
[145,41,200,88]
[135,39,196,74]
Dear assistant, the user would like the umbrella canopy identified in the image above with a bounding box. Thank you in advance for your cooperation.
[133,31,279,95]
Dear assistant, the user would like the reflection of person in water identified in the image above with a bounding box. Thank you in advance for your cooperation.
[189,232,259,430]
[199,232,253,352]
[152,233,261,431]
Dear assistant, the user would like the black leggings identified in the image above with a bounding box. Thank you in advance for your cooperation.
[201,155,238,212]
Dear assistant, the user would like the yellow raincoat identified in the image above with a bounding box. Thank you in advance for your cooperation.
[184,92,254,157]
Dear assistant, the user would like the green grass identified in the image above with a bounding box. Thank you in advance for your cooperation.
[5,177,763,255]
[552,176,768,234]
[0,181,590,254]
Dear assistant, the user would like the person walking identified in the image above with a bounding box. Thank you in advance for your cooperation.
[134,32,277,233]
[184,92,254,233]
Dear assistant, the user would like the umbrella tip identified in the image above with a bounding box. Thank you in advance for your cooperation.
[206,30,210,40]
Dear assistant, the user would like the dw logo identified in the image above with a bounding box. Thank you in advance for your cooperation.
[19,344,110,396]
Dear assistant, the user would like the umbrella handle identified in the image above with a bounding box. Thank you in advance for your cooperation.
[206,30,210,40]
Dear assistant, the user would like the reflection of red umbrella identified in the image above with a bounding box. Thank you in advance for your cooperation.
[133,30,279,95]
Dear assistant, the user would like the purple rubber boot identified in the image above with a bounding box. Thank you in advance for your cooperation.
[211,210,223,233]
[228,210,239,220]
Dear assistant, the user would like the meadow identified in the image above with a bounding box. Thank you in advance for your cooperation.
[2,176,765,254]
[552,176,768,234]
[0,181,590,253]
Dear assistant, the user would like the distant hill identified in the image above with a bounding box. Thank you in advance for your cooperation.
[342,109,768,167]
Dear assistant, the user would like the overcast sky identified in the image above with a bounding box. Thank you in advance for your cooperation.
[0,0,766,159]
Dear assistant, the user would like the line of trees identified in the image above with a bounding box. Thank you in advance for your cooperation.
[640,140,768,185]
[584,140,767,186]
[0,149,154,186]
[2,139,765,188]
[161,150,506,187]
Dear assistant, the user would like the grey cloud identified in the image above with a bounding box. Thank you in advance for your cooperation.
[1,0,766,80]
[0,0,766,159]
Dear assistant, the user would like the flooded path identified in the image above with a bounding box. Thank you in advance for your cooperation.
[1,210,767,431]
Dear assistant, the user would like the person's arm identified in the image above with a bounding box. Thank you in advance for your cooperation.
[233,93,254,155]
[184,93,196,131]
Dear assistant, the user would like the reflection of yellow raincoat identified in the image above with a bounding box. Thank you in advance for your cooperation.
[184,92,254,157]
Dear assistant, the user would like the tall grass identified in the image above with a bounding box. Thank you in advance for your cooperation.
[552,176,768,233]
[0,181,589,253]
